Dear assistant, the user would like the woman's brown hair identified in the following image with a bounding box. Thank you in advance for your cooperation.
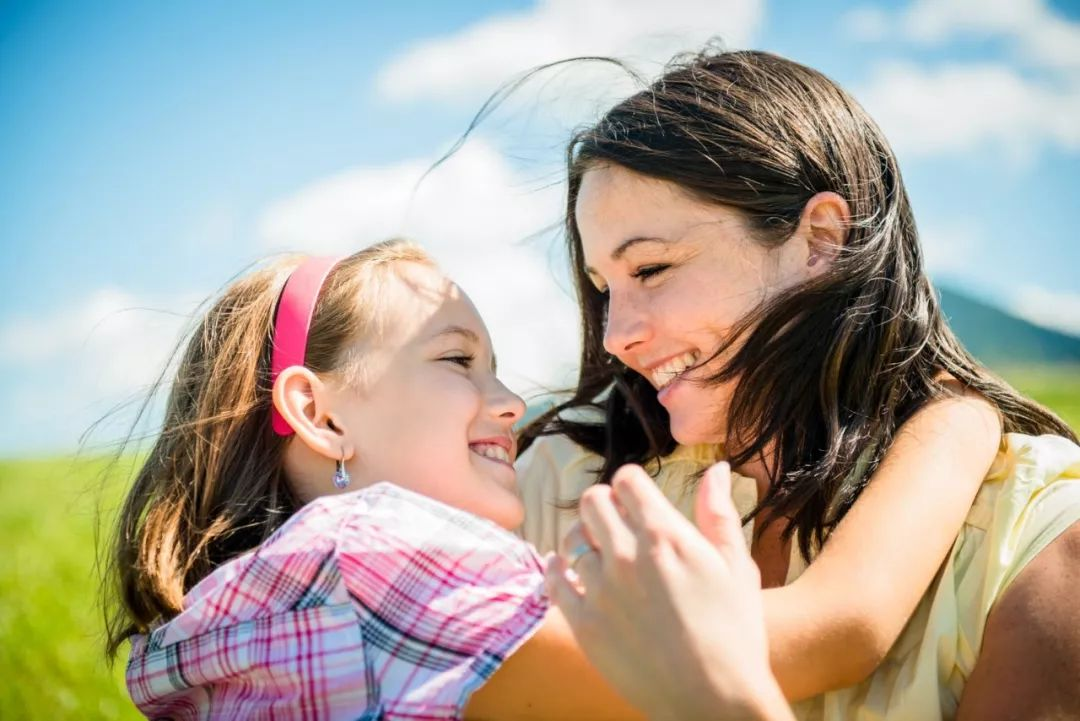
[520,48,1076,560]
[102,238,433,659]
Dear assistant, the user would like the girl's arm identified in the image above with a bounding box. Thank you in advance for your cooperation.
[761,385,1002,700]
[465,607,647,721]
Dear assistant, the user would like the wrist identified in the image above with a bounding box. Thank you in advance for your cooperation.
[647,671,792,721]
[738,676,794,721]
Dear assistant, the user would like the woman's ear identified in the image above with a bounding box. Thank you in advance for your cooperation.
[800,191,850,275]
[272,366,353,461]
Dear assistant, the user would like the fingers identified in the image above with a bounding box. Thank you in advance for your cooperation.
[578,484,637,567]
[693,462,748,558]
[558,522,592,561]
[609,463,694,540]
[544,554,585,625]
[560,523,602,588]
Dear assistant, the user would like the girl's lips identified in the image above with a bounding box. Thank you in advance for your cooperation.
[469,438,515,465]
[471,449,515,468]
[469,436,514,453]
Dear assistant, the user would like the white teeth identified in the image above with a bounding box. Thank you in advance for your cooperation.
[471,443,510,463]
[650,351,699,389]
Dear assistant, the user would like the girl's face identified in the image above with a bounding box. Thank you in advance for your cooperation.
[330,262,526,529]
[576,164,812,445]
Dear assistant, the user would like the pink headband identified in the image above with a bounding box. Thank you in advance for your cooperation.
[270,255,345,436]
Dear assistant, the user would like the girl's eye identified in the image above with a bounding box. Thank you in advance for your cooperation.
[631,264,670,281]
[442,354,474,369]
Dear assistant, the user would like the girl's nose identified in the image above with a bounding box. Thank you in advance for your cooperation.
[488,379,525,425]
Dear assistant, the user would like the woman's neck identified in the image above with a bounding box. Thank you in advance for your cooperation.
[731,449,775,500]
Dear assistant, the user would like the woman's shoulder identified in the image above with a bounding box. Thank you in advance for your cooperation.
[979,431,1080,499]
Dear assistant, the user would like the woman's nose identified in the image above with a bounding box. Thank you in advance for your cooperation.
[602,293,652,357]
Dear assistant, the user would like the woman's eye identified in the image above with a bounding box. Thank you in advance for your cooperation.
[442,354,474,369]
[631,264,670,281]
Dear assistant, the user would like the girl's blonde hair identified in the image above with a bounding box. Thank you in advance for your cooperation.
[103,238,433,659]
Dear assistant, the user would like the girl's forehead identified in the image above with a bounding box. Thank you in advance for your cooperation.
[382,265,490,344]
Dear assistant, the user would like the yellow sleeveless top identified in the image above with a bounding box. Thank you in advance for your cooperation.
[515,431,1080,720]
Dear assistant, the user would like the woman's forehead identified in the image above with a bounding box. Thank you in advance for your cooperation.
[577,165,691,220]
[577,166,744,263]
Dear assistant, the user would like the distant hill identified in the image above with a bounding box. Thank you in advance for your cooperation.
[938,286,1080,367]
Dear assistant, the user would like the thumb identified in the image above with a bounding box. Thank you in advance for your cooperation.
[694,462,747,555]
[544,553,586,629]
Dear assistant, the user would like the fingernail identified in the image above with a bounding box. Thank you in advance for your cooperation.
[708,463,730,512]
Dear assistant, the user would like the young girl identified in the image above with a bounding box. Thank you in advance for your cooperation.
[105,240,670,720]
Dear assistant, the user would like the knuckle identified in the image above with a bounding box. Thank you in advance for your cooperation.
[580,485,612,511]
[609,544,636,571]
[611,464,645,490]
[639,520,669,546]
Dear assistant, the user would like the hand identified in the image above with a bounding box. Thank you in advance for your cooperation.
[546,462,793,721]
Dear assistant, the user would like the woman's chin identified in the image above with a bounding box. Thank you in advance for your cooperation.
[669,411,725,447]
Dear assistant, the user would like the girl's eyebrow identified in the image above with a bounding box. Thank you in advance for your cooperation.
[431,325,498,371]
[431,325,480,344]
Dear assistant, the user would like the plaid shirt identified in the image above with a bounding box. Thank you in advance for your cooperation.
[126,482,549,720]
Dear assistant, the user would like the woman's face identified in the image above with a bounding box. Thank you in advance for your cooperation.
[576,164,812,445]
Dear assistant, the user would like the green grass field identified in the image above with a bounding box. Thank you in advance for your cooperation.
[0,455,141,719]
[2,367,1077,719]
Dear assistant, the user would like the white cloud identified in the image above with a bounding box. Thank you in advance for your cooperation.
[260,139,559,255]
[0,288,203,452]
[855,60,1080,160]
[0,288,196,392]
[376,0,764,107]
[259,137,582,396]
[1010,285,1080,336]
[901,0,1080,70]
[844,0,1080,70]
[843,1,1080,160]
[841,6,889,41]
[919,219,980,275]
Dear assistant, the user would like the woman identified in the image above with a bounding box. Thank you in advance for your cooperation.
[516,48,1080,719]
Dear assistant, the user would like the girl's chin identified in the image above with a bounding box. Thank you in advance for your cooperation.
[490,495,525,531]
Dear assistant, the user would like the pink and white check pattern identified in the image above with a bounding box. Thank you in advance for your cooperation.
[126,482,549,720]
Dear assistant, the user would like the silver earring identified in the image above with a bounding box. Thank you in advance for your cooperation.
[332,452,351,490]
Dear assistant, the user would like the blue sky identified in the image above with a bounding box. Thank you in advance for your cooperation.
[2,0,1078,455]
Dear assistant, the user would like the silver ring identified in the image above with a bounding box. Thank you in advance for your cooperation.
[566,542,596,569]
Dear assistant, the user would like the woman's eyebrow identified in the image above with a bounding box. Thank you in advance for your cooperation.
[584,236,672,276]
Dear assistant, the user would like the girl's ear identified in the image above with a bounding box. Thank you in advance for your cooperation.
[800,191,850,275]
[272,366,353,461]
